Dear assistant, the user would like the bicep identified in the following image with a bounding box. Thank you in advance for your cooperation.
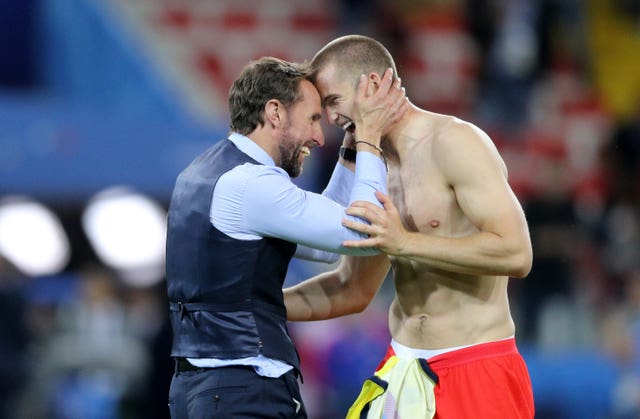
[439,128,528,239]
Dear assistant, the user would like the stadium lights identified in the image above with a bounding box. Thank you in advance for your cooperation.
[82,187,167,287]
[0,196,71,277]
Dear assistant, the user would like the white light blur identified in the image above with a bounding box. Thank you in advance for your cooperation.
[82,187,166,287]
[0,197,71,277]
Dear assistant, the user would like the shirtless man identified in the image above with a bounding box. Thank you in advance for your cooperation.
[284,35,534,418]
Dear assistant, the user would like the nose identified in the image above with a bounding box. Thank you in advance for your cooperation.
[313,124,325,147]
[325,107,339,127]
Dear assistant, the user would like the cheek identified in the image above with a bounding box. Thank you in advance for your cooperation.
[292,121,310,136]
[338,103,352,117]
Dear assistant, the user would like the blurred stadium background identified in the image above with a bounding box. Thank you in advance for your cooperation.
[1,0,640,418]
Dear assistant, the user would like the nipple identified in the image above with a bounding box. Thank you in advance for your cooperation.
[429,220,440,228]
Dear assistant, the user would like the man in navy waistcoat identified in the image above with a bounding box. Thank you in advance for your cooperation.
[165,56,407,418]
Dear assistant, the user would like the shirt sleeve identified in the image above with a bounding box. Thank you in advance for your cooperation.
[321,162,355,207]
[292,161,355,262]
[212,151,387,261]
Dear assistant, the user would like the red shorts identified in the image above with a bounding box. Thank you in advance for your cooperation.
[375,338,534,419]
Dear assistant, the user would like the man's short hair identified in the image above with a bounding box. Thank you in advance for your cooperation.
[228,57,311,135]
[310,35,397,87]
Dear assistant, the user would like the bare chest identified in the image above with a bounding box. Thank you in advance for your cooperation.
[386,155,469,237]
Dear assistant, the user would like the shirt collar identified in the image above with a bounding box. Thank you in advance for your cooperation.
[228,132,275,166]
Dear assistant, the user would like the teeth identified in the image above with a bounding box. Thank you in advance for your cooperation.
[300,146,311,157]
[341,121,354,131]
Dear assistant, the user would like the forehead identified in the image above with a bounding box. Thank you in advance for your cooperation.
[313,63,351,101]
[296,79,321,108]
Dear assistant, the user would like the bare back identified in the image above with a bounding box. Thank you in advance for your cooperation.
[384,111,516,349]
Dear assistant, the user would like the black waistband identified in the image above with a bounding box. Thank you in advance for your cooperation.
[173,358,302,381]
[174,358,259,373]
[176,358,201,372]
[169,300,285,316]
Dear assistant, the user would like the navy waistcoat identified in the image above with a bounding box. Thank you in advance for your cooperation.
[165,139,299,371]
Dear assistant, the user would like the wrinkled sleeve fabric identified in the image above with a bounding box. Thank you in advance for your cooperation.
[322,162,355,207]
[212,152,386,263]
[294,162,354,262]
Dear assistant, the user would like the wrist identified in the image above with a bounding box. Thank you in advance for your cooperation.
[354,140,387,169]
[354,129,382,147]
[341,131,356,149]
[339,146,357,162]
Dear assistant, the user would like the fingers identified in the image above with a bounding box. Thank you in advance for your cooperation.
[360,68,396,101]
[342,217,371,233]
[375,191,396,212]
[389,79,406,103]
[341,218,379,249]
[356,74,368,100]
[375,190,387,203]
[375,68,395,97]
[343,238,377,248]
[345,202,383,221]
[344,208,372,224]
[389,83,406,108]
[376,72,407,125]
[352,68,405,138]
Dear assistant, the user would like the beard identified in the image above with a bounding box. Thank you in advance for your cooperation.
[278,130,304,178]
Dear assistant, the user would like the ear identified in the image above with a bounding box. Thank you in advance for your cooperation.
[366,72,383,96]
[264,99,283,128]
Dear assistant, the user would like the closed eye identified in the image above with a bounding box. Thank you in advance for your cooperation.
[322,95,339,109]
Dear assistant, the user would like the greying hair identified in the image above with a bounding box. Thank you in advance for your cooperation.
[228,57,311,135]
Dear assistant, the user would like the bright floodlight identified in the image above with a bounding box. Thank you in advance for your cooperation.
[0,197,71,277]
[82,187,166,287]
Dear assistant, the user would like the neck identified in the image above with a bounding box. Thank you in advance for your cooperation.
[382,103,421,154]
[246,128,279,163]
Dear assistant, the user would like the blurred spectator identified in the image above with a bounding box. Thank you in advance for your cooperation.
[0,257,29,419]
[467,0,588,132]
[469,0,542,129]
[596,109,640,282]
[15,267,152,419]
[138,285,173,419]
[514,146,581,344]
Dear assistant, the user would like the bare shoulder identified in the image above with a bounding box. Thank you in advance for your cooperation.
[431,115,507,178]
[432,115,497,155]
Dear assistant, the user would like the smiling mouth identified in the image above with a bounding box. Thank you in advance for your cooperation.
[300,146,311,157]
[341,120,355,133]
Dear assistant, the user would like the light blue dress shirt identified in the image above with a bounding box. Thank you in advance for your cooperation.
[188,132,388,376]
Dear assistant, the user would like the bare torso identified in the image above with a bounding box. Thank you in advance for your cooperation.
[384,111,515,349]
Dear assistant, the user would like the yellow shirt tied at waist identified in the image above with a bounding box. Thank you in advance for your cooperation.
[347,355,438,419]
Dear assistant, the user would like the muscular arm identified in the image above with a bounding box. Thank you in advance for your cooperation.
[344,122,532,278]
[284,253,390,320]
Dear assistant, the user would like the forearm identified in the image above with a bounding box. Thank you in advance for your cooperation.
[284,254,390,321]
[284,271,345,321]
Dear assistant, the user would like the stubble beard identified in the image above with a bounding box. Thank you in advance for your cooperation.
[279,130,304,178]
